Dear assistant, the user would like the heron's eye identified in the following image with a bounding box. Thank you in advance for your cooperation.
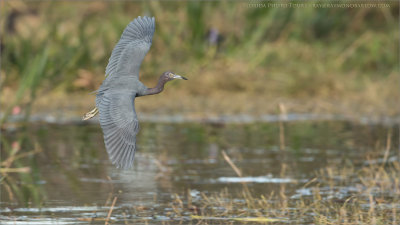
[168,73,173,78]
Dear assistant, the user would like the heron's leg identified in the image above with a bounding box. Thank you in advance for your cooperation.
[83,107,98,120]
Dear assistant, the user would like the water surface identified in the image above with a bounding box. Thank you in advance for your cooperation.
[1,119,398,224]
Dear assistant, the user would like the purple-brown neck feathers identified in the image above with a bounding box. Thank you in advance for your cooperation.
[144,74,169,96]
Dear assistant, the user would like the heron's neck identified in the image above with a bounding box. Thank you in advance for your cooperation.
[144,77,168,96]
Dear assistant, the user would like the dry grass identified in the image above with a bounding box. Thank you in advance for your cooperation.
[163,153,400,224]
[0,139,43,205]
[85,146,399,224]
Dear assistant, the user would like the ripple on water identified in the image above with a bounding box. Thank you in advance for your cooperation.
[213,176,298,184]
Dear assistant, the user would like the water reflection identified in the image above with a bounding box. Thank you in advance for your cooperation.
[1,120,398,224]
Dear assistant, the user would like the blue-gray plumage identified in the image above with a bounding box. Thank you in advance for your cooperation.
[83,16,187,169]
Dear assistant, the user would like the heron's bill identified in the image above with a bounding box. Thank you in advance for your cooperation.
[173,74,188,80]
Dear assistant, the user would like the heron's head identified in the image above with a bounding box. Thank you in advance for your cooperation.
[162,71,188,81]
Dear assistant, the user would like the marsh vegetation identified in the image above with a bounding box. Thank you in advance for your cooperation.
[1,1,399,224]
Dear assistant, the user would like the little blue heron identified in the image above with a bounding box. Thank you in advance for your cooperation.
[83,16,187,169]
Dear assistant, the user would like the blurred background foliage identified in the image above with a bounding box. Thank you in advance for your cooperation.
[0,2,399,219]
[0,0,399,121]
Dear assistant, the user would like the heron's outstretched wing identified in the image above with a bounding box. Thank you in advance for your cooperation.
[105,16,155,80]
[97,93,139,169]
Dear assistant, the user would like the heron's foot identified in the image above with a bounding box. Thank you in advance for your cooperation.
[83,107,98,120]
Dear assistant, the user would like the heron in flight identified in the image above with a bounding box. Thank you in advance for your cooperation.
[83,16,187,169]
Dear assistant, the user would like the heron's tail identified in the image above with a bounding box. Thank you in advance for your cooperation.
[83,107,98,120]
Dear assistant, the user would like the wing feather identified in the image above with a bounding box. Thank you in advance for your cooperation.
[105,16,155,80]
[97,93,139,169]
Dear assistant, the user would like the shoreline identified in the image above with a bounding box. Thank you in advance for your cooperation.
[3,113,399,127]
